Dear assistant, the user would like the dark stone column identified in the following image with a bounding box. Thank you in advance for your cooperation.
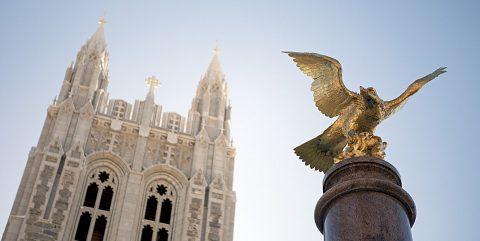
[315,157,416,241]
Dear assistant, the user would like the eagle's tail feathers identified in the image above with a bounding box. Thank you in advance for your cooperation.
[294,133,345,173]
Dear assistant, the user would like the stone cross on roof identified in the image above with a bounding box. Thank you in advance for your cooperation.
[213,41,220,55]
[146,76,161,89]
[98,12,107,26]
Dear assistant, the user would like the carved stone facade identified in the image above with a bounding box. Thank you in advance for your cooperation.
[2,23,236,241]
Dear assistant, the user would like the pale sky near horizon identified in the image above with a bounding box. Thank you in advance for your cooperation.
[1,1,479,240]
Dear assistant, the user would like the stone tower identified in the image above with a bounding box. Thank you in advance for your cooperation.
[2,22,236,241]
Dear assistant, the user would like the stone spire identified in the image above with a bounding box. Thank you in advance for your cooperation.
[57,18,110,112]
[203,43,224,83]
[85,22,107,54]
[187,43,231,141]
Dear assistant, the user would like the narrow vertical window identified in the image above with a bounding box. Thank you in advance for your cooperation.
[99,186,113,211]
[157,228,168,241]
[84,183,99,207]
[91,215,108,241]
[140,225,153,241]
[144,196,158,221]
[74,212,92,241]
[159,199,172,224]
[140,182,176,241]
[75,168,118,241]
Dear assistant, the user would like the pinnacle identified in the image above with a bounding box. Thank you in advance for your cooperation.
[86,21,107,52]
[204,49,223,82]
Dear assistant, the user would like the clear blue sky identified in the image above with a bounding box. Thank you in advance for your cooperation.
[1,1,479,240]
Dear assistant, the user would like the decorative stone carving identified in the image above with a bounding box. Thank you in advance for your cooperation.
[23,165,56,240]
[145,138,162,166]
[67,142,84,159]
[207,202,223,241]
[175,143,194,175]
[210,175,225,191]
[59,98,75,114]
[79,102,94,119]
[85,126,110,154]
[51,169,75,226]
[139,125,151,137]
[167,131,178,144]
[186,197,203,239]
[115,133,136,164]
[192,170,206,186]
[195,128,210,146]
[214,133,228,148]
[110,118,123,131]
[47,138,63,154]
[47,105,59,118]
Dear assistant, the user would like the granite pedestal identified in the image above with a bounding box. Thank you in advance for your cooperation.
[315,157,416,241]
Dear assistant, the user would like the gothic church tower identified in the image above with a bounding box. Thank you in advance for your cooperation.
[2,21,236,241]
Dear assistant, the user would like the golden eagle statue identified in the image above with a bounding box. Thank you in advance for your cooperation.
[285,51,446,173]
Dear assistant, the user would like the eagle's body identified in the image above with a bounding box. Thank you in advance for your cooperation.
[285,51,446,173]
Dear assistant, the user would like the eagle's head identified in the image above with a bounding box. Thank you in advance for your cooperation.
[360,86,383,108]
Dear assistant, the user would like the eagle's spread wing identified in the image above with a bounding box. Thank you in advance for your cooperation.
[284,51,359,117]
[384,67,447,119]
[384,97,409,120]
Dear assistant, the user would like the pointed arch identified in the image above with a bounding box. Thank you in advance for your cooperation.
[143,164,188,189]
[85,151,131,175]
[83,183,99,208]
[157,228,169,241]
[140,225,153,241]
[144,196,158,221]
[137,164,188,241]
[73,152,129,241]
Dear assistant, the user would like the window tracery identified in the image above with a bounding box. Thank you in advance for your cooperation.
[74,168,118,241]
[140,181,176,241]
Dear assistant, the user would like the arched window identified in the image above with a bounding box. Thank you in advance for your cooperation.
[91,215,108,241]
[157,228,168,241]
[140,225,153,241]
[144,196,158,221]
[84,183,99,208]
[74,168,118,241]
[159,199,172,224]
[99,186,113,211]
[139,181,176,241]
[74,212,92,241]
